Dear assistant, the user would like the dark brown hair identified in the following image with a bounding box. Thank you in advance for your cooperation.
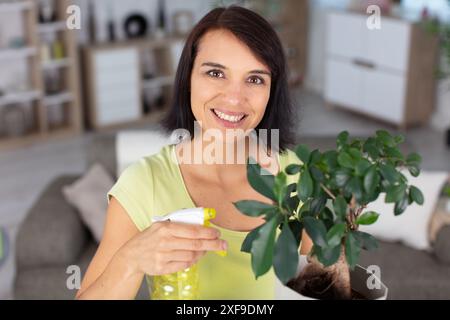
[162,5,296,151]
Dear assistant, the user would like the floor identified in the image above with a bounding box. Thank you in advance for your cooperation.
[0,89,449,299]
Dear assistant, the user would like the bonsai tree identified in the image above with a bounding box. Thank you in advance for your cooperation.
[234,130,424,299]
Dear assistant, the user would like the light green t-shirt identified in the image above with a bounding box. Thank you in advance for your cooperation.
[107,144,301,300]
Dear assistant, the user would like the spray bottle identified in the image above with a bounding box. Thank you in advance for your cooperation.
[149,207,226,300]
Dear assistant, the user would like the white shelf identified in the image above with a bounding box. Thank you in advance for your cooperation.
[38,21,67,33]
[0,90,41,107]
[41,58,72,70]
[43,92,73,107]
[0,47,36,61]
[0,1,32,13]
[142,76,174,89]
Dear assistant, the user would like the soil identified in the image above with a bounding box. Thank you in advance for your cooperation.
[286,278,367,300]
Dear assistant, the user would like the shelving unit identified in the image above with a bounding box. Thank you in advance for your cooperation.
[0,0,82,150]
[246,0,309,87]
[83,36,185,131]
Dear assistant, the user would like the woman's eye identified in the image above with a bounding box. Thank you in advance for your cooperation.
[207,70,224,78]
[248,76,265,85]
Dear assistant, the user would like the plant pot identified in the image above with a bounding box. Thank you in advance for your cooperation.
[274,255,388,300]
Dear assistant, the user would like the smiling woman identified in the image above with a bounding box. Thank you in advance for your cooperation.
[163,6,296,151]
[76,5,312,301]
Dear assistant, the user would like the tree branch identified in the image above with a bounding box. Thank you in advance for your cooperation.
[320,183,336,200]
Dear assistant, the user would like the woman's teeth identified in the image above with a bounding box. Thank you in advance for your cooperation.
[213,109,246,123]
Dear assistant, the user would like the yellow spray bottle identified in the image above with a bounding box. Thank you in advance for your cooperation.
[149,207,226,300]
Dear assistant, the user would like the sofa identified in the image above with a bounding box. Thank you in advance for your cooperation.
[14,133,450,299]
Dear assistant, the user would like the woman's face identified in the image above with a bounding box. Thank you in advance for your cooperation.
[190,29,272,138]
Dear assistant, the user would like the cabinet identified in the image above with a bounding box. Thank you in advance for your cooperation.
[324,10,439,128]
[83,37,185,130]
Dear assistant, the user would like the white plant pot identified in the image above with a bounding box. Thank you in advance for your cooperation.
[275,255,388,300]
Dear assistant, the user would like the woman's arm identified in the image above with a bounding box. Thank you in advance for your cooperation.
[75,197,144,299]
[76,197,225,300]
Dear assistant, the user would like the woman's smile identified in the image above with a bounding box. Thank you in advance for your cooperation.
[210,108,248,128]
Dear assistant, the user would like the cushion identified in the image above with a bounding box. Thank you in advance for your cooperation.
[434,226,450,265]
[360,171,449,251]
[16,176,89,269]
[63,164,114,243]
[116,130,171,176]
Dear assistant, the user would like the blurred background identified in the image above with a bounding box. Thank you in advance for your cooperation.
[0,0,449,300]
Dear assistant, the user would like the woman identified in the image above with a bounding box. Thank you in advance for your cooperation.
[76,6,312,300]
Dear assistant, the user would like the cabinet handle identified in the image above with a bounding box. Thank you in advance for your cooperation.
[352,58,375,69]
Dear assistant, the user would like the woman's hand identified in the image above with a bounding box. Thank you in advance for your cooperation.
[119,220,227,277]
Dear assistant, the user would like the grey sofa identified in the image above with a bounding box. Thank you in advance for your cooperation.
[14,134,450,299]
[14,134,148,300]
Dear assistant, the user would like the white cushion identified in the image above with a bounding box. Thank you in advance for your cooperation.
[116,130,171,177]
[62,163,114,243]
[360,170,449,251]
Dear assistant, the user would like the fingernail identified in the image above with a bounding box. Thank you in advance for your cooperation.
[222,240,228,250]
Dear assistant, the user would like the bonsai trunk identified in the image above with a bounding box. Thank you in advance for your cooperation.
[288,244,352,300]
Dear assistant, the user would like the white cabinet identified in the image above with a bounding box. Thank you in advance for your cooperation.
[324,11,438,127]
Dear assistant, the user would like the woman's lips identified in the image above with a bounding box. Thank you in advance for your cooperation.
[210,108,248,128]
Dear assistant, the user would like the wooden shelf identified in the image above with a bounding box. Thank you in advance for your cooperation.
[41,58,72,70]
[0,90,41,107]
[0,46,36,61]
[0,0,32,13]
[43,92,73,107]
[0,0,82,150]
[37,21,66,33]
[142,76,174,89]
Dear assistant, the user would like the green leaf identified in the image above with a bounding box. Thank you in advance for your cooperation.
[334,169,351,187]
[288,220,303,247]
[355,159,371,176]
[364,165,379,194]
[333,196,347,221]
[353,231,378,251]
[379,164,400,184]
[241,224,265,253]
[327,223,346,247]
[303,217,328,248]
[363,138,379,160]
[394,194,409,216]
[310,166,325,182]
[337,131,349,148]
[376,130,395,147]
[337,152,354,169]
[394,135,405,144]
[285,164,301,175]
[251,216,280,279]
[315,245,341,267]
[233,200,278,217]
[345,176,363,202]
[406,153,422,165]
[408,165,421,177]
[247,158,276,201]
[345,232,361,270]
[356,211,380,225]
[297,169,314,201]
[310,150,322,165]
[409,185,424,205]
[385,184,407,203]
[310,196,327,215]
[384,147,404,160]
[274,221,300,284]
[274,172,287,205]
[295,144,311,164]
[322,151,338,170]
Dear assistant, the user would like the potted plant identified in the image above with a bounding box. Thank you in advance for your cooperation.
[234,130,424,300]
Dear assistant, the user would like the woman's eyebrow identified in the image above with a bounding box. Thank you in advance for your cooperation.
[201,62,271,77]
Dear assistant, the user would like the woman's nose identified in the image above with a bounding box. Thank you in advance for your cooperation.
[223,82,247,106]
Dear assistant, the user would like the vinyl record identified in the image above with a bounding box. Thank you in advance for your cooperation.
[124,13,149,39]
